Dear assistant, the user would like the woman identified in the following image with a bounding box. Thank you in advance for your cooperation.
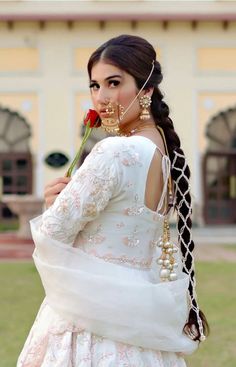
[17,34,208,367]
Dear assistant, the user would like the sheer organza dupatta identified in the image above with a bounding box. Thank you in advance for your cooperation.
[31,216,198,355]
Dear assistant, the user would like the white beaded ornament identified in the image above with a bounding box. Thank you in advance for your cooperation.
[156,126,206,342]
[172,150,206,342]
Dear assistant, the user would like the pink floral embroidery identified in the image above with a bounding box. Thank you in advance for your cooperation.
[116,222,125,229]
[86,248,152,269]
[123,225,140,247]
[81,225,106,245]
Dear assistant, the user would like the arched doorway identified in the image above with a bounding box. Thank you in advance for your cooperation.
[0,107,32,221]
[203,106,236,224]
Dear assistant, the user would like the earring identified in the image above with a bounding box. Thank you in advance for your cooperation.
[139,95,152,120]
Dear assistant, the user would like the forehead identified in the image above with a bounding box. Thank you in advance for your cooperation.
[91,61,124,80]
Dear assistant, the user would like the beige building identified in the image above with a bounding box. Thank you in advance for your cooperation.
[0,0,236,225]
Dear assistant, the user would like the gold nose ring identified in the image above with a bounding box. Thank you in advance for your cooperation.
[105,101,115,116]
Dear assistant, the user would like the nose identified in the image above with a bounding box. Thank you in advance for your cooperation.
[96,87,114,107]
[96,87,110,106]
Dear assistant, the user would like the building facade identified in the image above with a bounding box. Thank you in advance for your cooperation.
[0,0,236,224]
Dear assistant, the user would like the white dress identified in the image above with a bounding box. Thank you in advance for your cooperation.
[17,135,198,367]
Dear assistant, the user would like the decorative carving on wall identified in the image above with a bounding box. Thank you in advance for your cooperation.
[0,107,31,152]
[206,105,236,151]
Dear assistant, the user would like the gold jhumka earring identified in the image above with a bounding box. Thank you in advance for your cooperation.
[139,95,152,120]
[101,101,124,135]
[156,126,179,282]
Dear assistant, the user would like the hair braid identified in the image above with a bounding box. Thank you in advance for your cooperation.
[151,87,209,341]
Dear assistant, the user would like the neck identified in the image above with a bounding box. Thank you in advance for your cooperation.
[119,120,157,137]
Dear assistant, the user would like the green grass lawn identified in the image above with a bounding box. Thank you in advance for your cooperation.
[0,261,235,367]
[0,262,44,367]
[0,220,19,232]
[186,262,236,367]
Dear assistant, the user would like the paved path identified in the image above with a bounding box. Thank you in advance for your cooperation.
[0,233,33,261]
[192,225,236,246]
[195,244,236,262]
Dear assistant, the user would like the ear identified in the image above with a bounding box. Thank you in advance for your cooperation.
[143,87,154,98]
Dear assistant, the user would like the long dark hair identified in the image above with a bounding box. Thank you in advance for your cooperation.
[87,34,209,341]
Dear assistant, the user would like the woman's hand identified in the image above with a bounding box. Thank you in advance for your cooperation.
[44,177,71,209]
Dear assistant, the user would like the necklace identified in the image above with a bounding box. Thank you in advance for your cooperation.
[120,125,157,137]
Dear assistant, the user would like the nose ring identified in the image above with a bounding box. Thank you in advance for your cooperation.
[105,101,115,116]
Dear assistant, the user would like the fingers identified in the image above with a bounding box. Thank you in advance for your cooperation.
[45,177,71,190]
[44,177,71,208]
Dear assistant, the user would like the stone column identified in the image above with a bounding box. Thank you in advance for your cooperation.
[2,195,44,238]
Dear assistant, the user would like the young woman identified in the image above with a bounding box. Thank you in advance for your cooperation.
[17,34,208,367]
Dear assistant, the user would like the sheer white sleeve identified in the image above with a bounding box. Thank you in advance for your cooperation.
[40,139,119,245]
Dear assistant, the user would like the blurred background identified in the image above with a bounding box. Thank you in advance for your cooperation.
[0,1,235,366]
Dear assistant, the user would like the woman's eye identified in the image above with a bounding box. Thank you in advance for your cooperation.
[89,83,99,91]
[109,80,120,87]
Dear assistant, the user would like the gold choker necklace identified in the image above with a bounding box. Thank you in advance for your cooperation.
[121,125,157,137]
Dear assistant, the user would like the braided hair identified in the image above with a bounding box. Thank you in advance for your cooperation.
[88,34,209,341]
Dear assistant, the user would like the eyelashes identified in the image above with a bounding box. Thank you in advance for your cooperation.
[109,80,120,87]
[89,82,99,90]
[89,80,121,90]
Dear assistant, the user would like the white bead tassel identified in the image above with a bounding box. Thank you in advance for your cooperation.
[156,218,178,282]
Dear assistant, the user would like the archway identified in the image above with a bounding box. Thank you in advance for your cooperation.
[0,107,32,221]
[203,106,236,224]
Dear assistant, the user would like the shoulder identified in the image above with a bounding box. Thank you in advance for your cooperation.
[84,135,158,170]
[80,137,138,174]
[94,136,156,168]
[79,137,123,176]
[88,136,131,161]
[91,136,128,154]
[91,135,155,155]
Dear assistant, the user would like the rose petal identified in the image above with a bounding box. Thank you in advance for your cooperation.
[84,109,101,128]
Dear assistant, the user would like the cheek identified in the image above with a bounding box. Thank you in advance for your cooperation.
[118,102,139,126]
[90,93,98,110]
[119,88,137,110]
[126,101,140,120]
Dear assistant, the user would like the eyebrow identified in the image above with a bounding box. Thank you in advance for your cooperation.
[90,74,122,83]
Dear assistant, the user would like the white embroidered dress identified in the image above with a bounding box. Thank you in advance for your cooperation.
[17,135,198,367]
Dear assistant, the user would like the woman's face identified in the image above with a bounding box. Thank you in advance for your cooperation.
[90,60,142,128]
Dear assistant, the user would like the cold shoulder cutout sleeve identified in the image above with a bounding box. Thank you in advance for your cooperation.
[40,138,119,244]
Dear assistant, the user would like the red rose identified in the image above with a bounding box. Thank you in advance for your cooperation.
[66,109,101,177]
[84,109,101,128]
